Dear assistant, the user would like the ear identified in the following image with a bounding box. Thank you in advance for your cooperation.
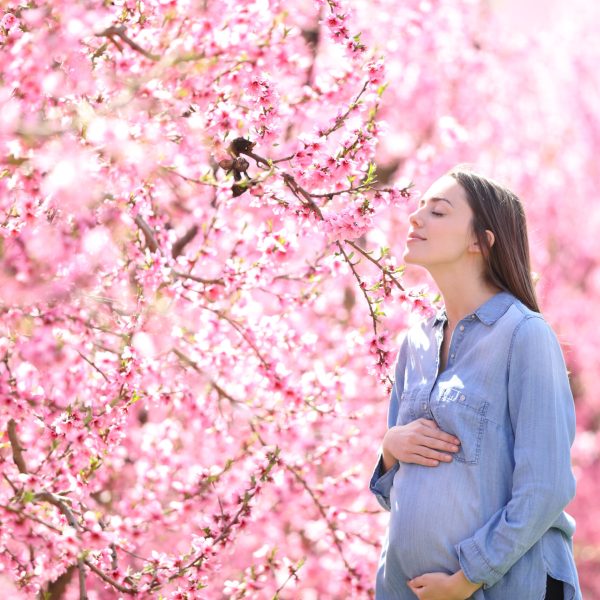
[469,230,495,253]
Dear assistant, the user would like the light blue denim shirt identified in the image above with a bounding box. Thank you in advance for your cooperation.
[370,290,581,600]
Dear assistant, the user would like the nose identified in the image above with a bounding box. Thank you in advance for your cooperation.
[408,206,423,226]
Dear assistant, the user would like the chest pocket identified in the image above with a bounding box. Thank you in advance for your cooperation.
[430,387,489,465]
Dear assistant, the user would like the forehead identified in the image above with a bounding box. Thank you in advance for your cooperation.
[423,175,462,199]
[420,175,468,206]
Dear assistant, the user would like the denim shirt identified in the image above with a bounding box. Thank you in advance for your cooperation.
[369,291,581,600]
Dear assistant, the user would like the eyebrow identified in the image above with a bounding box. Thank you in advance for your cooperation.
[419,196,453,207]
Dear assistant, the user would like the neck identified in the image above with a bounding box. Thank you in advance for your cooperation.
[430,267,503,328]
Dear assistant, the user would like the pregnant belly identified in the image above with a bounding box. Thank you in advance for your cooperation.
[387,461,482,579]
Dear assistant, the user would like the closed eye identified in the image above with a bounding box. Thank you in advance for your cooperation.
[431,211,444,217]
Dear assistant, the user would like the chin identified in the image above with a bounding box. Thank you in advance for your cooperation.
[402,250,418,265]
[402,251,428,268]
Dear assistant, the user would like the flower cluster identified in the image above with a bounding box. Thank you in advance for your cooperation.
[1,0,599,597]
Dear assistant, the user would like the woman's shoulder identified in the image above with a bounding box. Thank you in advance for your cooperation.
[504,297,569,359]
[505,294,553,332]
[396,291,557,346]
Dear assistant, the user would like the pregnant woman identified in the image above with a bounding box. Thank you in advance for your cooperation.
[370,168,582,599]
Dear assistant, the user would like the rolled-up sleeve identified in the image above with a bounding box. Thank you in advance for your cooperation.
[455,316,577,588]
[369,333,409,511]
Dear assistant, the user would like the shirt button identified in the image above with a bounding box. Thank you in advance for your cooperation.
[422,402,427,410]
[459,394,466,402]
[471,315,475,319]
[451,353,455,359]
[459,325,465,331]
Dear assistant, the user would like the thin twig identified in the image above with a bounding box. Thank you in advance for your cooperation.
[271,557,305,599]
[172,271,225,286]
[320,80,369,137]
[76,350,110,382]
[0,503,62,533]
[170,450,280,580]
[345,240,405,291]
[335,243,379,334]
[281,173,324,219]
[83,559,136,595]
[172,348,242,405]
[249,423,360,581]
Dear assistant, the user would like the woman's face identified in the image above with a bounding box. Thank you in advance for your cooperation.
[403,175,479,268]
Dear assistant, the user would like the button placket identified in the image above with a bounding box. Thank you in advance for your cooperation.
[449,320,467,364]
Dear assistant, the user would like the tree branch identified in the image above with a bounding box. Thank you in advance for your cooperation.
[134,215,159,253]
[172,271,225,286]
[83,559,136,595]
[96,25,160,62]
[172,225,198,258]
[7,421,91,600]
[7,419,28,474]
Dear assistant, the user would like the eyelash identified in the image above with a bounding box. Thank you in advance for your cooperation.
[416,202,444,216]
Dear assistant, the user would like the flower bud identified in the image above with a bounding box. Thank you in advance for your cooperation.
[218,159,234,170]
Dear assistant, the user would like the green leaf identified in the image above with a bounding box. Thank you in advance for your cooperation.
[363,162,377,186]
[22,490,36,504]
[377,83,389,97]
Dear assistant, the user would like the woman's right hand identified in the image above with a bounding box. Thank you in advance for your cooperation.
[382,418,461,468]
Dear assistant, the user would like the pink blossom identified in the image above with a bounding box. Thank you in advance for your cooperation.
[1,12,18,30]
[0,0,598,597]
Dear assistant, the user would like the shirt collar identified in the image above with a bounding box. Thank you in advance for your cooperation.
[433,290,515,327]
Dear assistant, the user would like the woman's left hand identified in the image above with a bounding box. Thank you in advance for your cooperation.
[407,571,478,600]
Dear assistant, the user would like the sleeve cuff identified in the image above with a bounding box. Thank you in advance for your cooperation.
[455,538,504,590]
[369,453,399,511]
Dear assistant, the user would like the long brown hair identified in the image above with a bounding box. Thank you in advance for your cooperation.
[447,166,541,313]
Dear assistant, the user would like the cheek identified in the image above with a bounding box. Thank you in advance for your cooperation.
[429,230,468,257]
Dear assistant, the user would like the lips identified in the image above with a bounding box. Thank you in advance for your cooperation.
[407,232,426,241]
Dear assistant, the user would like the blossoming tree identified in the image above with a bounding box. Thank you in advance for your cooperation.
[1,0,598,598]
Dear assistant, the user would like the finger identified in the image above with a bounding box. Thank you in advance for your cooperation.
[418,435,461,453]
[416,446,453,462]
[410,453,442,467]
[417,418,439,430]
[420,426,461,447]
[408,586,423,599]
